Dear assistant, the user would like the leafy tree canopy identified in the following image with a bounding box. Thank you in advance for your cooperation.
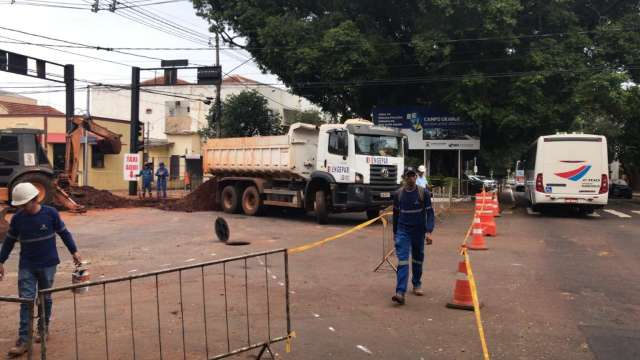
[193,0,640,181]
[201,90,283,138]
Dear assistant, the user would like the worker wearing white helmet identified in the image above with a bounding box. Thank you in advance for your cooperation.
[416,165,428,188]
[0,182,82,357]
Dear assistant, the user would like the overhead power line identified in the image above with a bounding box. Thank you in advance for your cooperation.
[0,25,164,62]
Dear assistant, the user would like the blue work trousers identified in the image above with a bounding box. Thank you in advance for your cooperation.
[18,266,56,343]
[394,228,425,294]
[157,178,167,198]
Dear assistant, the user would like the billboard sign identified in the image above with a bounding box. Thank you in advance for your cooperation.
[372,107,480,150]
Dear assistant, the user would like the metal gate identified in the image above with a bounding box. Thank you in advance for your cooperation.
[31,249,291,360]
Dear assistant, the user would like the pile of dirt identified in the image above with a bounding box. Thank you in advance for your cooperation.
[69,186,138,209]
[65,179,218,212]
[160,179,219,212]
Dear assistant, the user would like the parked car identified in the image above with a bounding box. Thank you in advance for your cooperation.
[465,174,497,194]
[609,179,633,199]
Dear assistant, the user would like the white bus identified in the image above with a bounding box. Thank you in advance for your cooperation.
[524,133,608,214]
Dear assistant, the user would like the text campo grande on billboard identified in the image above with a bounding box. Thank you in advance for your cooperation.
[372,107,480,150]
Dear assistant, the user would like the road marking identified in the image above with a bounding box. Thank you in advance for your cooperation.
[603,209,632,218]
[526,207,540,215]
[632,211,640,216]
[160,263,171,267]
[313,313,320,318]
[278,281,285,287]
[128,269,137,273]
[210,253,216,256]
[509,188,515,203]
[587,212,601,218]
[356,345,372,354]
[328,326,335,332]
[185,258,196,262]
[271,275,277,280]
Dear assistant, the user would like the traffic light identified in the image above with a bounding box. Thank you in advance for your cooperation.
[135,121,145,152]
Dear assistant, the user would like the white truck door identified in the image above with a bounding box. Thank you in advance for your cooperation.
[317,129,352,183]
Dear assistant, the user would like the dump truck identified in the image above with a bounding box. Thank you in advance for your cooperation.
[203,119,406,223]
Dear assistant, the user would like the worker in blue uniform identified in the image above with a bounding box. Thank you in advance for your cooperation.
[391,167,435,305]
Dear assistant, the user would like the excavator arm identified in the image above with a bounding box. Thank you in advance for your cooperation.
[61,116,123,187]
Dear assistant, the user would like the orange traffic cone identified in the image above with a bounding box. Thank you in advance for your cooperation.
[468,217,488,250]
[478,209,497,236]
[446,254,483,311]
[492,197,501,217]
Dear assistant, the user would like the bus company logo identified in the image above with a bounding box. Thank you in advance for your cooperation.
[555,162,592,181]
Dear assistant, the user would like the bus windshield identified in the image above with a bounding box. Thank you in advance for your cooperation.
[354,135,401,157]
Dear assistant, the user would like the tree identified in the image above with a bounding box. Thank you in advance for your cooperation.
[289,109,325,126]
[201,90,284,138]
[192,0,640,176]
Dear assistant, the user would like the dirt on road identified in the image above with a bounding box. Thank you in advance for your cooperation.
[68,179,219,212]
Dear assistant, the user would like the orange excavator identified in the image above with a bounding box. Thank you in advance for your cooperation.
[0,116,122,234]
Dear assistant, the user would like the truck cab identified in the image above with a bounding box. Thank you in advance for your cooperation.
[314,119,404,218]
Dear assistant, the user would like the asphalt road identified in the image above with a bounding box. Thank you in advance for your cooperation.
[0,193,638,359]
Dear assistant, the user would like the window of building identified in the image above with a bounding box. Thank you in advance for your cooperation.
[146,108,153,114]
[0,135,20,166]
[91,145,105,168]
[52,143,66,171]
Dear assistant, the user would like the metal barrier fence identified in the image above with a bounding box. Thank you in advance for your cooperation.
[33,249,291,360]
[0,295,36,360]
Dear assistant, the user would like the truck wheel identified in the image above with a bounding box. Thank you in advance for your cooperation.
[241,186,262,216]
[366,209,380,220]
[11,173,54,205]
[315,190,329,224]
[221,185,240,213]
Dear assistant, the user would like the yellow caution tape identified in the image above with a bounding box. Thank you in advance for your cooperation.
[288,212,392,254]
[462,247,490,360]
[456,184,490,359]
[285,331,297,353]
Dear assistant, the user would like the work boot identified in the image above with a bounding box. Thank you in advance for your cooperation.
[8,340,28,358]
[391,293,405,305]
[413,287,424,296]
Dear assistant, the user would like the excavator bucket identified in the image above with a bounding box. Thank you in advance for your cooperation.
[95,135,121,154]
[54,183,86,213]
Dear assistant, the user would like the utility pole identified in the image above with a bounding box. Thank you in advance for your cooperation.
[215,32,222,138]
[129,67,140,196]
[83,86,90,187]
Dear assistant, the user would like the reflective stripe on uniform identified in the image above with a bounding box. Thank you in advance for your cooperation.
[412,259,422,264]
[400,208,423,214]
[398,260,410,266]
[19,234,55,244]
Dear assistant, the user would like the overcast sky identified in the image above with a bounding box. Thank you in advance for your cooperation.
[0,0,279,112]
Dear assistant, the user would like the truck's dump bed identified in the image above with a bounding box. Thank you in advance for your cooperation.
[203,124,319,179]
[204,133,301,178]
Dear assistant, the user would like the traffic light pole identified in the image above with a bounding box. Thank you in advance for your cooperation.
[129,66,140,196]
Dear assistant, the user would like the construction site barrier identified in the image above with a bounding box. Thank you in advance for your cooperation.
[0,295,36,360]
[32,249,292,360]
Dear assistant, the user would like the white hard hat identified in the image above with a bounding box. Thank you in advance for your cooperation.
[11,182,40,206]
[418,165,426,172]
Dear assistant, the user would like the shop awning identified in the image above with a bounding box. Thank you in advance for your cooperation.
[46,133,66,144]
